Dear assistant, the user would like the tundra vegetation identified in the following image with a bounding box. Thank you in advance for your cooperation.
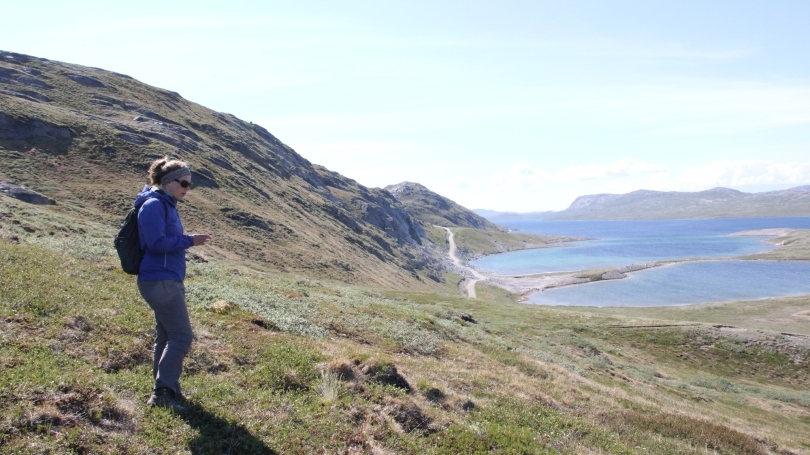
[2,50,810,454]
[2,195,810,454]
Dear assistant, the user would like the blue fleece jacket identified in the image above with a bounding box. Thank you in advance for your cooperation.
[134,186,194,282]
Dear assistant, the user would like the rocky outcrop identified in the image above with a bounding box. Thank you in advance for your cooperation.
[385,182,504,231]
[0,89,50,103]
[66,73,104,87]
[0,65,52,90]
[0,180,55,205]
[0,112,73,140]
[316,167,427,247]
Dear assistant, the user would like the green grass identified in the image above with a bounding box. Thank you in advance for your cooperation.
[2,237,810,453]
[744,229,810,261]
[450,227,573,259]
[424,224,449,250]
[568,293,810,335]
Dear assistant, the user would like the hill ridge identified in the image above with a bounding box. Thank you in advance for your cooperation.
[477,185,810,221]
[385,181,504,232]
[0,50,445,289]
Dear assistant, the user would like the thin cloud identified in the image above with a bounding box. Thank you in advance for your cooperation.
[488,163,551,189]
[554,158,665,181]
[528,82,810,137]
[666,160,810,191]
[546,36,756,61]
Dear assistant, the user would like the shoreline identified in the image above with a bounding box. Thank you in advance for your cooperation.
[460,236,589,263]
[462,228,806,303]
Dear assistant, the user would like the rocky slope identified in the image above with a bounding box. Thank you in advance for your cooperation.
[0,50,443,289]
[479,186,810,221]
[385,182,504,231]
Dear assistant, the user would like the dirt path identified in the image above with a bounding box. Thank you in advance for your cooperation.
[437,226,487,298]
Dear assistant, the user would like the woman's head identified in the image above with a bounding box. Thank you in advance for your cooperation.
[148,157,192,201]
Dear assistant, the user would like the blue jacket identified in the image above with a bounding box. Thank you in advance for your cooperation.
[134,186,194,282]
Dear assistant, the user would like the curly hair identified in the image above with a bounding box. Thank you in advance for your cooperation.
[147,157,188,186]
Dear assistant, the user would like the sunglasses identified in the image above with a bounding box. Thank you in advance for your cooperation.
[174,179,192,189]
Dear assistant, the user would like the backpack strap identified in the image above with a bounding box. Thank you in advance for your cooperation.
[136,196,169,248]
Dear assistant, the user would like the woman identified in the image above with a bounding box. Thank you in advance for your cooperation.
[134,157,212,412]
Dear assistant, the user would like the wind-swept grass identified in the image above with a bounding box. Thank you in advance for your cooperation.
[2,238,810,453]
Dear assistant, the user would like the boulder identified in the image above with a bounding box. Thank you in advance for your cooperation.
[0,113,72,140]
[66,74,104,87]
[0,180,56,205]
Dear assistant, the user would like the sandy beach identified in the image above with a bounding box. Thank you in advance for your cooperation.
[481,261,663,301]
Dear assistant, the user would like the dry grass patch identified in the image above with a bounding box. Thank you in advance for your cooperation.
[615,411,767,455]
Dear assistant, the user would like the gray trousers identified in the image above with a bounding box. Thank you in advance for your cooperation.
[137,280,193,398]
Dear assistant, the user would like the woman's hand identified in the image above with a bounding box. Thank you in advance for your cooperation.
[191,234,213,246]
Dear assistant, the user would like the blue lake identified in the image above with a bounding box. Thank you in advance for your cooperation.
[471,217,810,306]
[528,260,810,307]
[473,217,810,275]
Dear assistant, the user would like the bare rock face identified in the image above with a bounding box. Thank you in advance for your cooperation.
[0,64,52,90]
[385,181,503,231]
[0,180,55,205]
[316,167,427,247]
[0,112,73,140]
[66,73,104,87]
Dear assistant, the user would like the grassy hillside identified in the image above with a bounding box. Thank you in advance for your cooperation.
[2,224,809,453]
[0,50,442,291]
[446,227,579,260]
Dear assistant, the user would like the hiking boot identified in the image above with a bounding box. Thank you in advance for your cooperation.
[147,387,187,413]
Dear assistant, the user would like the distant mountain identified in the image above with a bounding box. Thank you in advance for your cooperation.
[478,186,810,221]
[0,50,444,289]
[385,182,504,231]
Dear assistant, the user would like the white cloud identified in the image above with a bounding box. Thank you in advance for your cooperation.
[473,159,810,213]
[554,158,665,181]
[488,163,551,189]
[665,160,810,192]
[528,82,810,138]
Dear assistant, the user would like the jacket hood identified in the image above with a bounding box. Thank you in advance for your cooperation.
[134,185,177,208]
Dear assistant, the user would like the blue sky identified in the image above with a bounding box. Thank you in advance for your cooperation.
[2,1,809,211]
